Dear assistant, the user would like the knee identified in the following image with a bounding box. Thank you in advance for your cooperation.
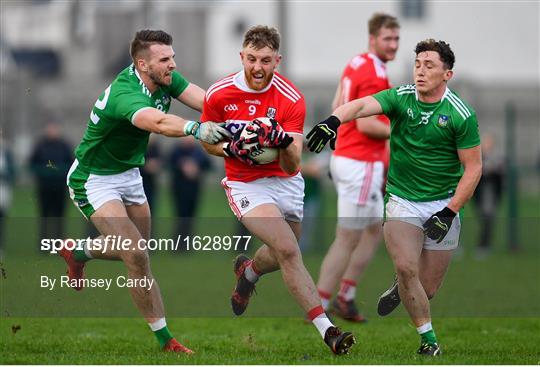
[274,242,301,265]
[395,263,418,284]
[335,227,361,249]
[122,249,150,274]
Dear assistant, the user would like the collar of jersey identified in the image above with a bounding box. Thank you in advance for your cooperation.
[415,86,450,104]
[233,71,274,93]
[131,64,153,96]
[367,52,386,67]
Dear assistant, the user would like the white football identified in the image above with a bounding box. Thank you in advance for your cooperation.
[239,117,279,164]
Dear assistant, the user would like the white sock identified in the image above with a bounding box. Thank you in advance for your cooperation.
[312,315,334,338]
[416,322,433,335]
[83,239,93,259]
[244,263,260,283]
[339,284,356,301]
[148,318,167,331]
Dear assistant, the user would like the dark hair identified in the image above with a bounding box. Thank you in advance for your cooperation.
[368,13,400,36]
[243,25,280,51]
[130,30,173,61]
[415,39,455,69]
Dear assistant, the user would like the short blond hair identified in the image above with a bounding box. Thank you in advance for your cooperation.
[368,13,400,36]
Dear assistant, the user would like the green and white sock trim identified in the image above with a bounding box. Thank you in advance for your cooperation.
[417,322,438,345]
[148,318,173,348]
[72,239,92,262]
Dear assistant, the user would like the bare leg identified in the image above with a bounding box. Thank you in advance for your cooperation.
[341,222,382,282]
[419,249,453,300]
[250,218,302,274]
[317,226,362,295]
[89,200,164,323]
[384,220,428,327]
[241,204,320,312]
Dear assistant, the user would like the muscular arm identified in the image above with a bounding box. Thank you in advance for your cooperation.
[176,83,205,112]
[447,145,483,213]
[133,108,190,137]
[331,80,343,111]
[333,95,384,123]
[356,116,390,139]
[279,134,303,175]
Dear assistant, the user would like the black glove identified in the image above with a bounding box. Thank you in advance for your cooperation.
[422,207,456,243]
[306,115,341,153]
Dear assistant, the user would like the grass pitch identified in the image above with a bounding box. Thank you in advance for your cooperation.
[1,186,539,364]
[1,317,539,364]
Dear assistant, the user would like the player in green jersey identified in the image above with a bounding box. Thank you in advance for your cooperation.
[307,39,482,356]
[60,30,230,354]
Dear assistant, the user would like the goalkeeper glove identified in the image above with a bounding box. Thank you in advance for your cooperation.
[223,129,260,166]
[306,115,341,153]
[246,118,293,149]
[185,121,231,144]
[422,207,456,243]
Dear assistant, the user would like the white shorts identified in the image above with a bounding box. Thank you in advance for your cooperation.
[67,160,147,218]
[385,194,461,250]
[221,173,304,222]
[330,155,384,230]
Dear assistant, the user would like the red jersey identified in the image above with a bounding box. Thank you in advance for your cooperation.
[202,71,305,182]
[333,52,391,162]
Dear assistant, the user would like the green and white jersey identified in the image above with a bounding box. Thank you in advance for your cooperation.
[373,84,480,201]
[74,64,189,174]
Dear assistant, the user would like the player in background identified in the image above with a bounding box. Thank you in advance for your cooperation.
[315,13,399,322]
[60,30,230,353]
[307,39,482,356]
[200,25,355,355]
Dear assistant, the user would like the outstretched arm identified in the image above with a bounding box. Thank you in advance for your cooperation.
[333,96,383,123]
[306,96,383,153]
[176,83,206,112]
[133,108,230,143]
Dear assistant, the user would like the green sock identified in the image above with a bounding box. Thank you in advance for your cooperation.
[420,329,438,345]
[72,241,91,262]
[154,326,173,348]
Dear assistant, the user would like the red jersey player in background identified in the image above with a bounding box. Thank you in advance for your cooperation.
[314,13,400,322]
[200,25,355,355]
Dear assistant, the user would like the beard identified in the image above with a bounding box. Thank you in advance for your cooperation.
[148,69,171,87]
[245,71,273,91]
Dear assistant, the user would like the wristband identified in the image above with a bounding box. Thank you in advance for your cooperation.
[183,120,199,136]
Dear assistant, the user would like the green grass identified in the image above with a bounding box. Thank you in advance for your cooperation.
[1,317,539,364]
[1,185,539,364]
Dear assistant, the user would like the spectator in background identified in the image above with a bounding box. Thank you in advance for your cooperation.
[141,136,163,212]
[29,122,73,240]
[169,137,211,246]
[473,133,505,259]
[0,137,15,257]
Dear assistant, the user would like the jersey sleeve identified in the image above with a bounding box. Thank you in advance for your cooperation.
[114,89,154,123]
[283,98,306,135]
[167,70,190,99]
[372,88,397,117]
[455,113,481,149]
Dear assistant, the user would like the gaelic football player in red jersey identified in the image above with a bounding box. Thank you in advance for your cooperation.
[200,25,355,355]
[315,13,400,322]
